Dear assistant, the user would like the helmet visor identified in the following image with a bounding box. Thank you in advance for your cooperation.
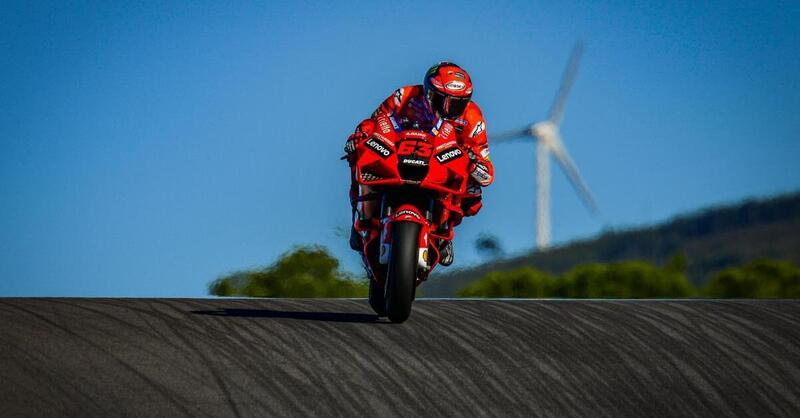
[429,89,470,119]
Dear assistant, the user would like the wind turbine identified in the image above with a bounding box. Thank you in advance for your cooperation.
[491,42,598,250]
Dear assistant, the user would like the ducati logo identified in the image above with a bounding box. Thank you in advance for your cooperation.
[401,157,428,166]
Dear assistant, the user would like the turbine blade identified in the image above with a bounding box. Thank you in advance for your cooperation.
[549,133,598,214]
[547,41,585,126]
[489,127,534,143]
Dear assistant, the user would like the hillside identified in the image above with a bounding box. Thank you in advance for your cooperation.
[421,192,800,297]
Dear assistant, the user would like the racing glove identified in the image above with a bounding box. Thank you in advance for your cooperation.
[344,135,358,155]
[344,119,376,164]
[466,148,493,186]
[469,161,492,186]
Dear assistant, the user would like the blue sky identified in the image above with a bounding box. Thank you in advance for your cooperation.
[2,1,798,296]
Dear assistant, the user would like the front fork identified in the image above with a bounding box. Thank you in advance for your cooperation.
[378,194,435,272]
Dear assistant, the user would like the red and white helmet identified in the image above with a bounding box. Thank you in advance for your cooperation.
[423,62,473,119]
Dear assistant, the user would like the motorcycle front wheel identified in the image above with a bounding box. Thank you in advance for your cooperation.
[385,221,419,323]
[368,277,387,317]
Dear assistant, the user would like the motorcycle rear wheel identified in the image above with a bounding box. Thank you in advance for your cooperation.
[385,221,419,323]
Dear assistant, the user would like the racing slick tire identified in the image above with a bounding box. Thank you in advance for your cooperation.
[368,277,387,317]
[385,221,419,323]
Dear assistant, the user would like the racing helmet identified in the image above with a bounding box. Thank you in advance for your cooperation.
[423,62,473,119]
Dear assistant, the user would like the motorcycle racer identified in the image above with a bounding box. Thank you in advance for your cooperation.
[345,62,493,266]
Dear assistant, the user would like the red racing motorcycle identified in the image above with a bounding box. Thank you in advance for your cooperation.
[351,119,470,322]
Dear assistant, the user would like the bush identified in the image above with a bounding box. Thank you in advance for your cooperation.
[457,260,695,298]
[702,259,800,298]
[458,268,555,298]
[208,245,368,297]
[556,261,695,298]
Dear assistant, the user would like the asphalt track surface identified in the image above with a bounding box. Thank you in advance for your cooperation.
[1,299,799,417]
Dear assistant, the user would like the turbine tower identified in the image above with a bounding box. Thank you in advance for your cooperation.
[491,42,597,250]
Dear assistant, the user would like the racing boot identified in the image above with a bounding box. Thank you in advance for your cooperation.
[439,240,454,266]
[349,225,362,252]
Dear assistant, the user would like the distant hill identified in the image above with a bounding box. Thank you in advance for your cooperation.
[421,192,800,297]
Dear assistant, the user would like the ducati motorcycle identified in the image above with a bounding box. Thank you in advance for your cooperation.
[350,120,470,322]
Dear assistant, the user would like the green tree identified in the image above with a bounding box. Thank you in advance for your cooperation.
[457,261,695,298]
[665,252,688,275]
[702,259,800,298]
[458,267,556,298]
[208,245,368,297]
[557,261,695,298]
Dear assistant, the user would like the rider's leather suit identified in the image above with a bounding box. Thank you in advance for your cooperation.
[348,85,494,218]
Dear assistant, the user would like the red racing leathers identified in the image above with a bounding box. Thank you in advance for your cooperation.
[347,85,493,220]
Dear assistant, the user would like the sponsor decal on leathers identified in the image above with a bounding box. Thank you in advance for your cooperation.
[393,89,403,106]
[377,117,393,134]
[365,138,393,158]
[435,147,463,164]
[439,122,454,138]
[389,115,400,131]
[470,120,485,138]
